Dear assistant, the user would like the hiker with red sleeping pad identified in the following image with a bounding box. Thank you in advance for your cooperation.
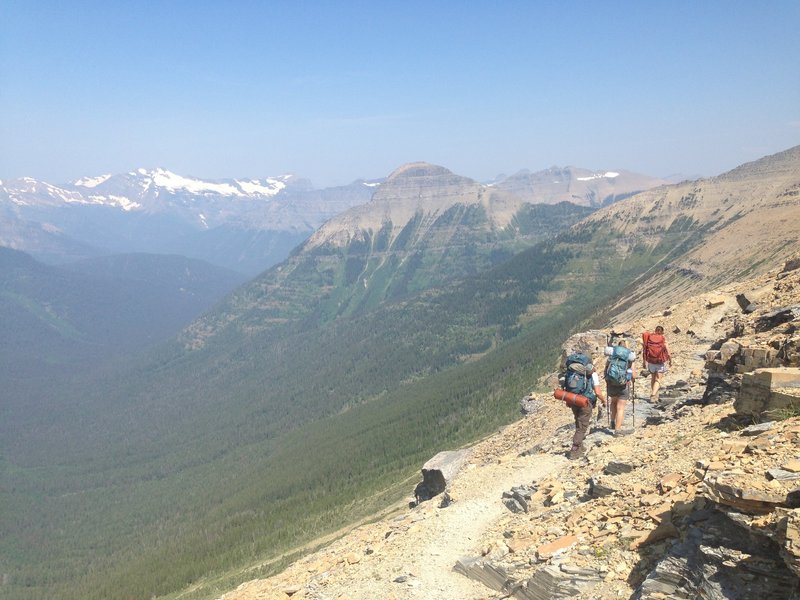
[642,325,672,403]
[556,352,606,460]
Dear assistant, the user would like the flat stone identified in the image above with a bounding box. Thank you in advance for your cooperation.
[605,461,637,475]
[660,473,682,492]
[519,564,603,599]
[742,421,777,435]
[722,440,749,454]
[630,522,679,550]
[453,557,510,592]
[507,535,538,554]
[767,468,800,481]
[647,501,674,524]
[588,477,616,498]
[536,535,578,560]
[640,494,663,506]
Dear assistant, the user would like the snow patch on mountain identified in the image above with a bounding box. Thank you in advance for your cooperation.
[74,174,111,188]
[124,168,291,198]
[149,168,241,196]
[576,171,620,181]
[68,194,141,211]
[236,178,287,196]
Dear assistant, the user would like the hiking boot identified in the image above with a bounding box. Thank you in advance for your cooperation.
[567,444,585,460]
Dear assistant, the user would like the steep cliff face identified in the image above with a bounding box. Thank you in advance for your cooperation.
[217,259,800,600]
[303,162,518,251]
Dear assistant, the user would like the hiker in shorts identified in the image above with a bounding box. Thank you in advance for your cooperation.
[604,339,637,434]
[568,362,605,460]
[642,325,671,403]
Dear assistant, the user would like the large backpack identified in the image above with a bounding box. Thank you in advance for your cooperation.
[644,333,668,364]
[605,345,631,386]
[563,353,596,403]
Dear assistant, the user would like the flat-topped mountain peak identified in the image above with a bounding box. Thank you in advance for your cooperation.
[385,162,462,182]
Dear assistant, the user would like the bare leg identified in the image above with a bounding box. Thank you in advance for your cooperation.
[609,397,618,429]
[614,398,626,430]
[650,372,663,403]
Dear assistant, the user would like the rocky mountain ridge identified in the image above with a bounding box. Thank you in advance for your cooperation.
[488,167,667,208]
[0,168,377,274]
[0,161,664,276]
[304,162,666,252]
[217,257,800,600]
[573,144,800,325]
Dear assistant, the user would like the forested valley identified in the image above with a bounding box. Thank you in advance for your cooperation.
[0,208,701,599]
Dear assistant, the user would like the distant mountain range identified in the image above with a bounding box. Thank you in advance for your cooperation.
[0,165,665,275]
[487,166,667,207]
[0,168,377,275]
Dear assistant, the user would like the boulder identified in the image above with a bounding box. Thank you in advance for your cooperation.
[702,471,800,513]
[560,330,608,364]
[756,305,800,333]
[640,510,799,599]
[502,485,536,514]
[783,258,800,273]
[735,368,800,418]
[780,509,800,578]
[413,449,471,503]
[736,292,757,313]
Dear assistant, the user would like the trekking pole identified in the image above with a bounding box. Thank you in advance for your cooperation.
[632,378,636,429]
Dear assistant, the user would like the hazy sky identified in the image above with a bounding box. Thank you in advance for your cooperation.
[2,1,799,187]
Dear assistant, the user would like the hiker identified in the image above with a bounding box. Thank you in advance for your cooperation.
[562,353,605,460]
[603,339,637,434]
[642,325,672,403]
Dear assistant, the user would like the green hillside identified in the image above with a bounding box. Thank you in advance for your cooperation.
[11,140,800,598]
[0,212,697,599]
[0,248,245,417]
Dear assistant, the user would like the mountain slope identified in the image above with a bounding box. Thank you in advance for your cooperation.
[2,147,799,600]
[219,260,800,600]
[0,248,244,377]
[489,166,668,207]
[587,144,800,322]
[180,163,596,347]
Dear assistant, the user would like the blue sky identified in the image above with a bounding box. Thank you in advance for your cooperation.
[2,1,798,186]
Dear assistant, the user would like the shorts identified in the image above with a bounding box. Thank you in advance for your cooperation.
[647,363,667,374]
[607,381,629,399]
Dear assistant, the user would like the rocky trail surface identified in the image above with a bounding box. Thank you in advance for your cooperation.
[220,259,800,600]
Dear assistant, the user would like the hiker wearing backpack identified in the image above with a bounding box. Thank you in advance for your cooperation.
[642,326,672,403]
[561,353,606,460]
[603,339,637,434]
